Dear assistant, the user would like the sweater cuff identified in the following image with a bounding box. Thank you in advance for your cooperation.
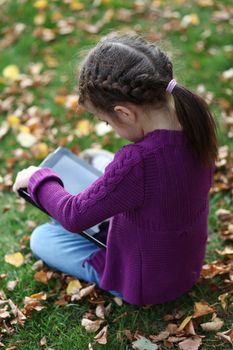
[28,167,64,207]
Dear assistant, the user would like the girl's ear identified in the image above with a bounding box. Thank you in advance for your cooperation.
[114,105,136,125]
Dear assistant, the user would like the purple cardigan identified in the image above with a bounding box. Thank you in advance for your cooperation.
[28,129,215,305]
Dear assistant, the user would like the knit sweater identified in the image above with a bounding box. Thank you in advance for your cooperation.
[28,129,215,305]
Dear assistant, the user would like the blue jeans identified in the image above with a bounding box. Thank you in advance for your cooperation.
[30,217,123,298]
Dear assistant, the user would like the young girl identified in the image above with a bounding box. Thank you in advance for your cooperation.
[13,32,218,305]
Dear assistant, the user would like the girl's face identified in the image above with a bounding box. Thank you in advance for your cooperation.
[82,100,144,143]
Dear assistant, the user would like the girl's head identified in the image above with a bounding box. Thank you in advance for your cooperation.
[77,32,218,167]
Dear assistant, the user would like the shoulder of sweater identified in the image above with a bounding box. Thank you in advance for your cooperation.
[103,143,144,174]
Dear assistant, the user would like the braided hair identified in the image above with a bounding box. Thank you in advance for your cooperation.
[77,32,218,167]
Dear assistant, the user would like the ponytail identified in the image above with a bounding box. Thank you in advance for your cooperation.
[171,84,218,167]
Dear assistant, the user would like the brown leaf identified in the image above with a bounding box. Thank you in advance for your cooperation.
[200,315,224,331]
[178,335,202,350]
[149,330,170,342]
[192,300,215,318]
[34,271,49,284]
[81,318,104,332]
[216,326,233,344]
[200,261,230,279]
[218,292,229,311]
[93,325,108,345]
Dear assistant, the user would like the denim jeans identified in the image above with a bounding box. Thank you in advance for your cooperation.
[30,217,123,298]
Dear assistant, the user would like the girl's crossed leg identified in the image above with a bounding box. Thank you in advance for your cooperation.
[30,217,123,298]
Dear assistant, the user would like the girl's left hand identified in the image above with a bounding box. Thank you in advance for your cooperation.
[12,166,40,193]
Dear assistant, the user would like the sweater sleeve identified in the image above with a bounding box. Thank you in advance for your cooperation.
[27,144,144,233]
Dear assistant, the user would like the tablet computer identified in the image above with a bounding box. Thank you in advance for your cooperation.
[18,146,110,249]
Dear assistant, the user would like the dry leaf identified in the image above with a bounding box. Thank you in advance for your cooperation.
[4,252,24,267]
[93,325,108,345]
[34,271,49,284]
[75,119,94,137]
[149,330,170,342]
[16,132,37,147]
[66,279,82,295]
[218,292,229,311]
[192,300,215,318]
[81,318,104,332]
[113,296,123,306]
[2,64,20,80]
[178,315,193,331]
[132,336,159,350]
[216,326,233,344]
[200,315,224,331]
[40,335,47,346]
[7,280,18,291]
[79,283,96,297]
[178,335,202,350]
[34,0,48,10]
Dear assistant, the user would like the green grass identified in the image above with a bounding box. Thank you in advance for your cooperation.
[0,0,233,349]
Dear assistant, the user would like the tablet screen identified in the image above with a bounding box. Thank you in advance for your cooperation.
[51,155,99,195]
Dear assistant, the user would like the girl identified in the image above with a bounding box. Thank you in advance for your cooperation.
[13,32,218,305]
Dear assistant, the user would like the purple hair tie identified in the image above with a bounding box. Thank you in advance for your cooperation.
[166,79,177,93]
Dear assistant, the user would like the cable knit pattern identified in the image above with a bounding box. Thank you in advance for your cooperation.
[77,145,143,214]
[27,129,215,305]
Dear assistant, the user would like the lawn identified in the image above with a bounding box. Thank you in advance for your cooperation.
[0,0,233,349]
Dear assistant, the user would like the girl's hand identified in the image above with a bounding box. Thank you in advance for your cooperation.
[12,166,40,193]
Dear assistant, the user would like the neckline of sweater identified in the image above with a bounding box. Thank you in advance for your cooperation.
[144,128,184,139]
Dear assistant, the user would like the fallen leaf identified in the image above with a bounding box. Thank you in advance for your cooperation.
[178,335,202,350]
[200,315,224,331]
[93,325,108,345]
[81,318,104,332]
[34,0,48,10]
[132,336,159,350]
[178,315,193,331]
[113,296,123,306]
[4,252,24,267]
[7,280,18,291]
[66,279,82,295]
[2,64,20,80]
[218,292,229,311]
[149,330,170,342]
[16,132,37,147]
[192,300,215,318]
[0,121,10,140]
[216,326,233,344]
[34,271,49,284]
[40,335,47,346]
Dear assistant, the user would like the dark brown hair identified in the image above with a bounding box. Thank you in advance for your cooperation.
[77,32,218,167]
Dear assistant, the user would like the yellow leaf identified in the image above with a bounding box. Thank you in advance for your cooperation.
[66,279,82,295]
[54,95,66,105]
[7,114,20,126]
[31,143,49,159]
[181,13,200,28]
[2,65,20,80]
[193,300,215,318]
[178,315,193,331]
[70,0,84,11]
[34,0,48,10]
[5,252,24,267]
[34,13,46,25]
[103,8,114,22]
[18,125,30,133]
[75,119,93,136]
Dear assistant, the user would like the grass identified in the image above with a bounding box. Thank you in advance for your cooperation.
[0,0,233,349]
